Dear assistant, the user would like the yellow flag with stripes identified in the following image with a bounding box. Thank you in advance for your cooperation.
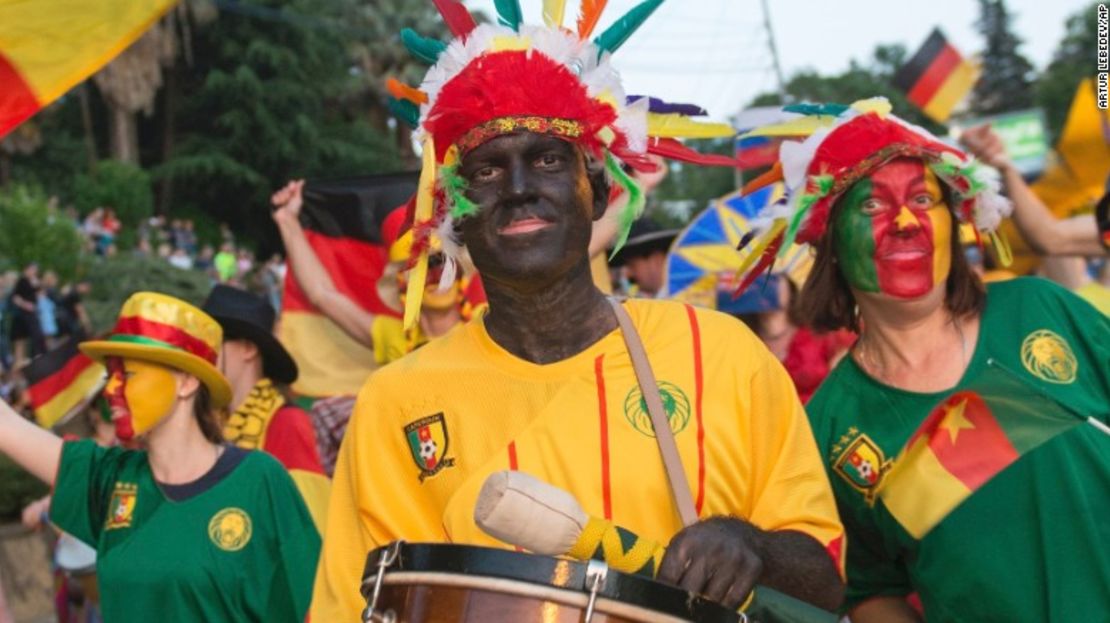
[0,0,178,138]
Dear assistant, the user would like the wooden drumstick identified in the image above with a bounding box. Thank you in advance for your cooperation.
[475,470,664,577]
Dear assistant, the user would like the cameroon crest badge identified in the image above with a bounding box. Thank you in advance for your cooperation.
[833,433,890,503]
[105,482,138,530]
[404,413,455,482]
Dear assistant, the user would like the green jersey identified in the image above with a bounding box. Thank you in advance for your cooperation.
[808,278,1110,621]
[51,440,320,622]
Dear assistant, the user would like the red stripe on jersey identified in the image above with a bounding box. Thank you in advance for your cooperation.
[507,440,523,551]
[824,533,845,579]
[684,304,706,515]
[595,354,612,520]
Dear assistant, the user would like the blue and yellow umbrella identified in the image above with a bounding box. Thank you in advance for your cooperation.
[663,183,813,312]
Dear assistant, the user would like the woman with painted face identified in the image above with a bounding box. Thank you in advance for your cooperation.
[741,99,1110,622]
[0,292,319,622]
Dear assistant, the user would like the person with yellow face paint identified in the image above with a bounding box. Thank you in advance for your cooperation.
[0,292,319,623]
[741,99,1110,623]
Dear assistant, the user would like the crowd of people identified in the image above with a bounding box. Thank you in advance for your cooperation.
[0,7,1108,623]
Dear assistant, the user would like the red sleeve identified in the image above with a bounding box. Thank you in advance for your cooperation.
[263,405,326,474]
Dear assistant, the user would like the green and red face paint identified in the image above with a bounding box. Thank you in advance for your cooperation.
[833,158,953,299]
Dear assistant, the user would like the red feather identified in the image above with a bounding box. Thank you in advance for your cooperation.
[577,0,608,39]
[646,137,740,168]
[733,231,785,297]
[433,0,477,38]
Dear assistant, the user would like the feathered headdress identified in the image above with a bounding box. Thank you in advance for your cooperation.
[389,0,738,327]
[732,98,1013,293]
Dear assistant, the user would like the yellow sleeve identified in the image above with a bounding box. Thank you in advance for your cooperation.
[310,374,445,621]
[744,352,846,576]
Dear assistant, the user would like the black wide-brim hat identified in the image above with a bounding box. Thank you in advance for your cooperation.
[609,217,680,267]
[201,285,298,385]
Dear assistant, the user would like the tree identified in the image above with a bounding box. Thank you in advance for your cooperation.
[749,44,943,134]
[92,13,179,164]
[154,0,414,256]
[0,185,86,281]
[84,254,212,332]
[73,160,155,235]
[1035,3,1099,143]
[970,0,1036,116]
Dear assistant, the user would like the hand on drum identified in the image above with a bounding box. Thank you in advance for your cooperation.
[657,517,762,609]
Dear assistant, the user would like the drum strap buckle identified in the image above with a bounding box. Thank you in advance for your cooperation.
[582,559,609,623]
[362,541,403,623]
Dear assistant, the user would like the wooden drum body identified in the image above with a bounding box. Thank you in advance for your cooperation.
[361,542,740,623]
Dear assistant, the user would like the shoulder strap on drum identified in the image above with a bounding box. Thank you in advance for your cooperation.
[607,297,698,528]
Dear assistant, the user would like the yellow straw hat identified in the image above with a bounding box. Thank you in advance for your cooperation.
[79,292,232,408]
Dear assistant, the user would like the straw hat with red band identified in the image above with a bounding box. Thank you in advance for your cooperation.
[80,292,233,408]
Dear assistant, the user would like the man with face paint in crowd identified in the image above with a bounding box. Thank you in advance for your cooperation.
[313,5,845,621]
[742,99,1110,622]
[0,292,319,622]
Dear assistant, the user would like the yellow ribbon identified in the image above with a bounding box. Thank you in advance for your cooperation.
[403,136,437,330]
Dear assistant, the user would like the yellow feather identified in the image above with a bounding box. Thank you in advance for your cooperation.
[646,114,735,139]
[404,137,437,330]
[732,219,787,283]
[739,115,837,138]
[543,0,566,28]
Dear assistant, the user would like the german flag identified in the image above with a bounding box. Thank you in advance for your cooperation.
[892,28,980,123]
[0,0,178,139]
[280,173,418,397]
[878,365,1084,539]
[23,337,106,428]
[735,135,783,172]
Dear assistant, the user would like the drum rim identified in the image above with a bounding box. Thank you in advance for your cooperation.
[362,542,739,623]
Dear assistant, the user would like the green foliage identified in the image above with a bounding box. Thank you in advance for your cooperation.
[157,0,406,255]
[0,454,49,522]
[1035,3,1099,143]
[73,160,154,231]
[749,44,943,134]
[971,0,1036,115]
[0,185,86,281]
[84,255,213,333]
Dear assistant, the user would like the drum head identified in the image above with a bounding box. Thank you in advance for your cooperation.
[363,542,739,623]
[55,533,97,574]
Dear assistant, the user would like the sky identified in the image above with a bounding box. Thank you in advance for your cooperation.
[468,0,1093,121]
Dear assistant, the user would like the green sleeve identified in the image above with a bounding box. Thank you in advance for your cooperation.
[261,459,322,622]
[49,440,127,547]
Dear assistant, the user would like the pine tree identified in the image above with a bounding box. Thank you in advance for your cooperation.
[1036,3,1100,143]
[971,0,1036,115]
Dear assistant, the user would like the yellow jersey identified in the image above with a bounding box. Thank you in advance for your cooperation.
[313,298,843,620]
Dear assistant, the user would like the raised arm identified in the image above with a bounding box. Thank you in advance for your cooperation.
[271,180,376,347]
[959,124,1105,257]
[0,398,63,485]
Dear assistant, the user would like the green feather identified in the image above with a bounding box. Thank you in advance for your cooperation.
[594,0,664,55]
[440,162,480,218]
[401,28,447,64]
[605,153,645,258]
[782,103,850,117]
[494,0,523,30]
[387,97,420,128]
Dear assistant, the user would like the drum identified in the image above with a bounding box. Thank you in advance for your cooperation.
[360,542,741,623]
[54,532,99,605]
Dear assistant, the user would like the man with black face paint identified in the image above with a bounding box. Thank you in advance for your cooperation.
[313,6,844,621]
